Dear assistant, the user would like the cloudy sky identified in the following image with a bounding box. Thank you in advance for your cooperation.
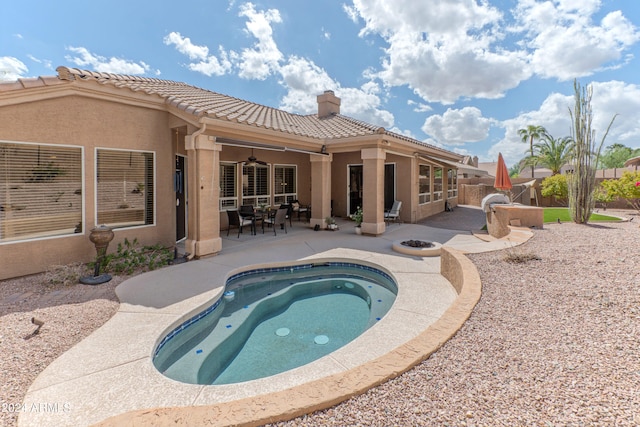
[2,0,639,167]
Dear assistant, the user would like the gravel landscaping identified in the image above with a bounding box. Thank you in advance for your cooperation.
[1,212,639,426]
[275,217,640,426]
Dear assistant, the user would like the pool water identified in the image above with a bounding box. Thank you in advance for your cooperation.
[153,262,397,385]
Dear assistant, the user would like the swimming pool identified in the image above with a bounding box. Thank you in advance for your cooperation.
[153,261,398,385]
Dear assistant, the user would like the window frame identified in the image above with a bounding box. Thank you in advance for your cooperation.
[241,163,270,207]
[95,148,155,229]
[0,140,84,244]
[274,164,297,205]
[447,168,458,199]
[418,164,431,204]
[219,162,238,210]
[433,166,443,202]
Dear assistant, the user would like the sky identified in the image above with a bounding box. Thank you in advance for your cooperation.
[2,0,640,168]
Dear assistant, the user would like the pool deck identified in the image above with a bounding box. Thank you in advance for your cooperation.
[19,207,532,427]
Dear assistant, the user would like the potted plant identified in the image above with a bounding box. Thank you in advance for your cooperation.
[325,216,337,230]
[353,206,363,235]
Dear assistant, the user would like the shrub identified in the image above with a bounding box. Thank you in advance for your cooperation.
[600,171,640,212]
[540,174,568,205]
[98,238,173,275]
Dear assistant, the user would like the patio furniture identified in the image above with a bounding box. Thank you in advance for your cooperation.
[384,200,402,225]
[291,200,310,222]
[227,210,254,237]
[279,203,293,227]
[263,206,288,235]
[239,205,260,235]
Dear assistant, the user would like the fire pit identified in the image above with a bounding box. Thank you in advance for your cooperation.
[401,240,435,248]
[392,239,442,257]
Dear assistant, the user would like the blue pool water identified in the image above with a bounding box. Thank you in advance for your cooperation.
[153,262,397,385]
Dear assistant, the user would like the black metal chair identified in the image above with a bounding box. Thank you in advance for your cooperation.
[239,205,258,234]
[227,210,253,237]
[291,200,310,222]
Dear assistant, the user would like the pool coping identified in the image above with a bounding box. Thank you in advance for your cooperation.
[19,224,532,427]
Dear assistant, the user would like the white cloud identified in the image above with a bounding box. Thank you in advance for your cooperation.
[342,4,359,24]
[408,100,432,113]
[163,32,232,77]
[163,32,209,61]
[278,55,394,127]
[348,0,531,104]
[26,54,52,70]
[514,1,640,81]
[422,107,493,146]
[236,3,283,80]
[345,0,639,104]
[0,57,28,81]
[65,47,153,75]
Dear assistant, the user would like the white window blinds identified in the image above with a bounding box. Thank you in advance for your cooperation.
[96,149,154,228]
[0,141,83,242]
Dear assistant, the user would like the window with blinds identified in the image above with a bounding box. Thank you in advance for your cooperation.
[418,164,431,204]
[274,165,297,205]
[0,141,83,242]
[242,164,270,206]
[448,168,458,198]
[96,149,154,228]
[219,163,237,210]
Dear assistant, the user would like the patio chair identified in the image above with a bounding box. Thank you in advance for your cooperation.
[263,206,288,235]
[291,200,310,222]
[227,210,254,237]
[279,203,293,227]
[384,200,402,225]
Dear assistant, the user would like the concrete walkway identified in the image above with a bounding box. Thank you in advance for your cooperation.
[20,207,531,427]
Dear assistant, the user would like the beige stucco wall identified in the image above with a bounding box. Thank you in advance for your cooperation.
[1,96,176,279]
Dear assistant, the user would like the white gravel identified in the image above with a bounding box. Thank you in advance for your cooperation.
[2,213,639,427]
[0,273,125,427]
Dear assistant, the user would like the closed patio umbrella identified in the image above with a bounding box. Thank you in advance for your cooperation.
[494,152,512,192]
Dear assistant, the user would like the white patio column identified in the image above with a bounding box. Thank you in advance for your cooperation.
[310,153,332,229]
[361,147,386,235]
[184,134,222,257]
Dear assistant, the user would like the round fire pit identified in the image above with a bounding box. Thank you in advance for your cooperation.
[391,239,442,257]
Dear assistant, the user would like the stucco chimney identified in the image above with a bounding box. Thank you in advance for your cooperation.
[317,90,341,118]
[473,156,479,167]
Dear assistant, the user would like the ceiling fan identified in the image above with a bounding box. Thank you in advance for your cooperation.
[240,149,267,167]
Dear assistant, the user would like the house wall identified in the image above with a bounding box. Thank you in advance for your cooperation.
[0,96,175,279]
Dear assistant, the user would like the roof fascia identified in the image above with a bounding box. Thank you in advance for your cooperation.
[0,81,167,111]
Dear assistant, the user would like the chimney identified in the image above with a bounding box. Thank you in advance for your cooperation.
[317,90,340,118]
[473,156,479,167]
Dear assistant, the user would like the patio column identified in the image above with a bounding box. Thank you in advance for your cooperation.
[309,153,332,229]
[185,134,222,257]
[361,147,386,235]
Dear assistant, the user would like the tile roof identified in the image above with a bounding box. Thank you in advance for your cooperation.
[2,66,460,158]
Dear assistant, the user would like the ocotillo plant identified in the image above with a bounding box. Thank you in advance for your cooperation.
[567,80,616,224]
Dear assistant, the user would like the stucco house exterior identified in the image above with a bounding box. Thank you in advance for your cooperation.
[0,67,462,279]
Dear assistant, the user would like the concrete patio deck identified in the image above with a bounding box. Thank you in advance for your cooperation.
[19,206,532,427]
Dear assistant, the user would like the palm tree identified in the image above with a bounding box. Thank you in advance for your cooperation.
[517,125,548,178]
[533,135,574,175]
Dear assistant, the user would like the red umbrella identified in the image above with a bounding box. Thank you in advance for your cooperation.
[494,152,512,191]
